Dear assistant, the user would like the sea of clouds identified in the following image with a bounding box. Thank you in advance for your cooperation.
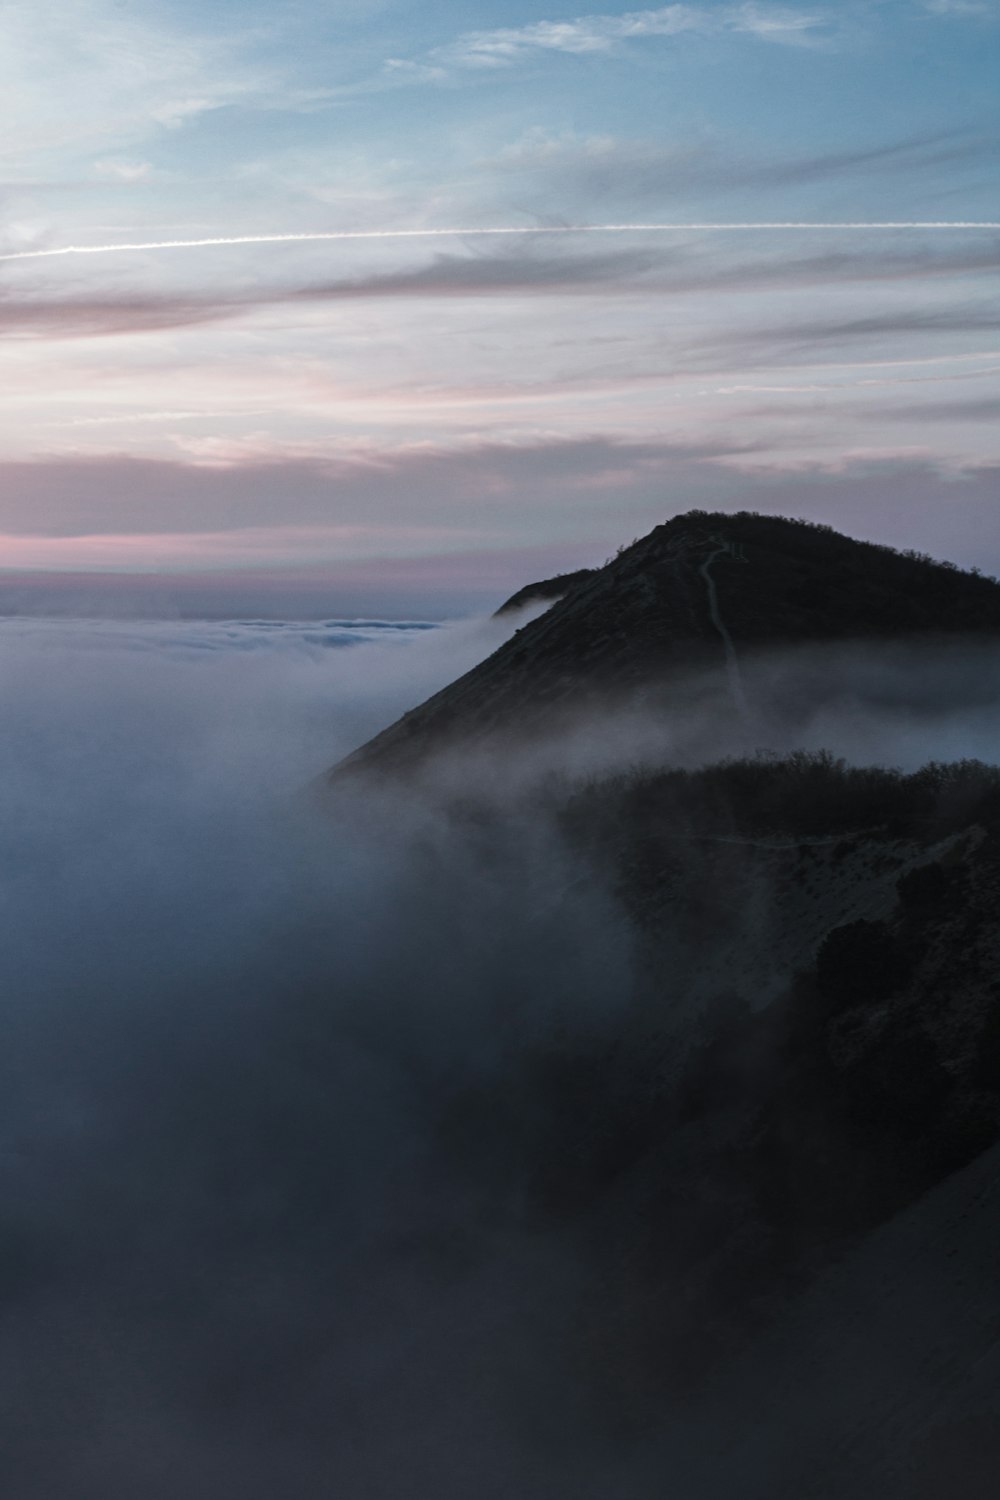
[0,610,640,1500]
[5,609,1000,1497]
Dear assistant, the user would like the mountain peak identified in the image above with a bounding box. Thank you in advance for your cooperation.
[330,512,1000,780]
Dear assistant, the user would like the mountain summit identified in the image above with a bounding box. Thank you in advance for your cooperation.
[330,512,1000,779]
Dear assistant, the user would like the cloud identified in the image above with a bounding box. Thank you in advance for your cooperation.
[7,583,1000,1494]
[421,6,707,68]
[644,241,1000,299]
[91,159,154,183]
[703,303,1000,369]
[487,127,994,208]
[0,614,516,772]
[857,396,1000,423]
[923,0,995,15]
[0,288,239,339]
[384,3,832,82]
[461,237,1000,302]
[2,445,1000,589]
[0,0,267,162]
[0,613,644,1494]
[732,0,831,36]
[786,306,1000,339]
[708,360,1000,395]
[289,245,661,298]
[4,230,997,343]
[0,437,751,539]
[0,246,655,340]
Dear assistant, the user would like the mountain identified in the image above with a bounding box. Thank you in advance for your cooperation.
[317,513,1000,1488]
[323,514,1000,1285]
[329,511,1000,780]
[420,749,1000,1402]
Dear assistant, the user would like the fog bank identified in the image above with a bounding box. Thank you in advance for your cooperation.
[4,613,1000,1496]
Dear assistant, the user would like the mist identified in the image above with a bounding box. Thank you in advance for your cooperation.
[380,633,1000,808]
[0,609,641,1500]
[3,609,1000,1497]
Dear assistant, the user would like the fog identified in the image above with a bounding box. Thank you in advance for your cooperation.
[378,632,1000,808]
[3,610,1000,1497]
[0,610,641,1500]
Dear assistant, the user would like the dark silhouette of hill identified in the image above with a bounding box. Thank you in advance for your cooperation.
[421,749,1000,1462]
[330,510,1000,779]
[493,566,598,616]
[316,516,1000,1489]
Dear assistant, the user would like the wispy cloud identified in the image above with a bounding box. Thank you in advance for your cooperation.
[858,396,1000,421]
[708,360,1000,395]
[700,305,1000,372]
[384,3,832,82]
[653,241,1000,299]
[0,0,278,165]
[91,159,154,183]
[5,235,998,342]
[0,290,238,340]
[0,437,754,539]
[737,305,1000,341]
[289,246,660,298]
[3,230,998,345]
[922,0,996,16]
[489,127,993,204]
[0,247,658,340]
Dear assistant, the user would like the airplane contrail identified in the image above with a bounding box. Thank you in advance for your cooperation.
[2,221,999,262]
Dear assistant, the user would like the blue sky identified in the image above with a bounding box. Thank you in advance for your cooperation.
[0,0,997,610]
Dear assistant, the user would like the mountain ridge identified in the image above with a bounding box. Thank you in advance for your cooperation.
[312,515,1000,1484]
[330,511,1000,781]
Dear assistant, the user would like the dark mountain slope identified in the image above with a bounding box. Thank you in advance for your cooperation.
[421,753,1000,1434]
[330,511,1000,780]
[493,566,598,616]
[314,519,1000,1485]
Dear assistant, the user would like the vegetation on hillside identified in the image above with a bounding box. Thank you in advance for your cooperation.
[561,749,1000,846]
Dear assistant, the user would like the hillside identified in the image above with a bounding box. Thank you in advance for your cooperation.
[330,511,1000,780]
[493,566,598,616]
[414,751,1000,1476]
[316,515,1000,1487]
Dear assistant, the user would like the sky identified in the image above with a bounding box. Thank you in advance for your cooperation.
[1,0,998,615]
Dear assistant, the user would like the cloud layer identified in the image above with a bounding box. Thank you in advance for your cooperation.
[0,614,642,1496]
[7,591,1000,1493]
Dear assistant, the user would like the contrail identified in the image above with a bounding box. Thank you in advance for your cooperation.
[2,221,999,262]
